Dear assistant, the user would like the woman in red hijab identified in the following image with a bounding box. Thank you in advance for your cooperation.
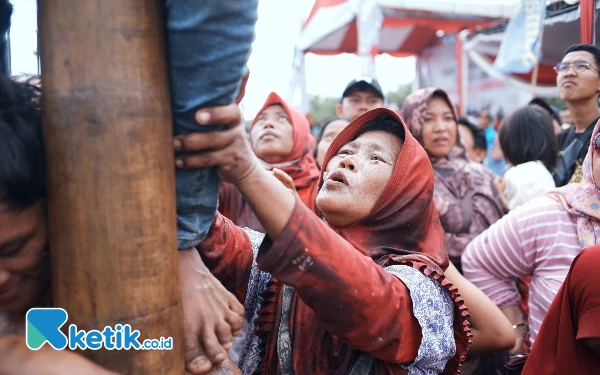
[180,108,471,374]
[219,92,320,231]
[522,244,600,374]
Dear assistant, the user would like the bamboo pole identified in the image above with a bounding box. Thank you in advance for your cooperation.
[530,23,545,98]
[38,0,184,373]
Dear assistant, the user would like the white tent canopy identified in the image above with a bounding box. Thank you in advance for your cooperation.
[376,0,521,19]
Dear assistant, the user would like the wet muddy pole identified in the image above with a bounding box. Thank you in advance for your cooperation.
[38,0,184,373]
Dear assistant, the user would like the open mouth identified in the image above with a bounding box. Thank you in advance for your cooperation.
[328,170,348,185]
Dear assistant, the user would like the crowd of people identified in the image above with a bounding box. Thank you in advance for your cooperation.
[2,0,600,373]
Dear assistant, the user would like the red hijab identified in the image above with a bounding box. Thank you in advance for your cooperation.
[251,92,319,189]
[523,245,600,374]
[318,107,470,373]
[321,107,448,268]
[219,94,320,231]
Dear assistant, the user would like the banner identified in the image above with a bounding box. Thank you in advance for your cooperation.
[493,0,547,74]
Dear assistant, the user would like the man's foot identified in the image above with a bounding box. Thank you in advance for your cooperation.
[179,248,245,374]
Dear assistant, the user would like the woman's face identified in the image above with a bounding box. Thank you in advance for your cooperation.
[317,130,403,227]
[421,97,458,159]
[251,105,295,164]
[315,119,350,168]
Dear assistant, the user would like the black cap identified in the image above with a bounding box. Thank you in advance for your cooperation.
[341,76,384,101]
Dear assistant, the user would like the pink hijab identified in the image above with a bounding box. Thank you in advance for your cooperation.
[548,119,600,248]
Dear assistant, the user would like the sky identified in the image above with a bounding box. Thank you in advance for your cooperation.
[8,0,416,119]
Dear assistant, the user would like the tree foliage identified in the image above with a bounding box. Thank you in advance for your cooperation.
[308,84,413,125]
[386,84,412,109]
[309,95,339,125]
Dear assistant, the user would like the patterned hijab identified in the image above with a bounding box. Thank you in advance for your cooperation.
[320,107,448,269]
[548,119,600,248]
[399,88,469,169]
[251,92,320,189]
[399,88,505,238]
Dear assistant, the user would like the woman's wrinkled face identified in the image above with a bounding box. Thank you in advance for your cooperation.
[251,105,294,164]
[315,119,350,168]
[317,130,403,227]
[421,97,458,159]
[0,201,49,315]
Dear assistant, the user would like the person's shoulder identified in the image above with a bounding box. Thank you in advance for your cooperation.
[505,161,553,181]
[510,196,567,222]
[569,246,600,292]
[467,160,496,179]
[574,245,600,268]
[558,126,574,137]
[557,126,574,144]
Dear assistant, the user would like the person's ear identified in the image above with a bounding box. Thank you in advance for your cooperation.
[335,103,344,117]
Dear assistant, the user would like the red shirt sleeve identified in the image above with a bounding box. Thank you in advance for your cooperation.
[257,199,421,363]
[197,212,254,303]
[217,183,234,220]
[572,247,600,340]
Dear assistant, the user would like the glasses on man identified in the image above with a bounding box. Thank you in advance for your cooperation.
[554,61,600,75]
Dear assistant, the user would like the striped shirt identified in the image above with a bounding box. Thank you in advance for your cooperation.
[462,196,580,342]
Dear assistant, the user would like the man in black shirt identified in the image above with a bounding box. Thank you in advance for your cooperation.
[554,44,600,186]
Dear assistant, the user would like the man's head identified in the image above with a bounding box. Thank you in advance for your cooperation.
[317,115,404,227]
[0,76,49,314]
[477,109,492,129]
[556,44,600,104]
[335,76,385,120]
[458,117,487,163]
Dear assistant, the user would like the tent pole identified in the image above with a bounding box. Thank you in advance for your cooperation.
[457,30,470,116]
[530,22,546,98]
[38,0,184,373]
[594,0,597,45]
[580,0,595,44]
